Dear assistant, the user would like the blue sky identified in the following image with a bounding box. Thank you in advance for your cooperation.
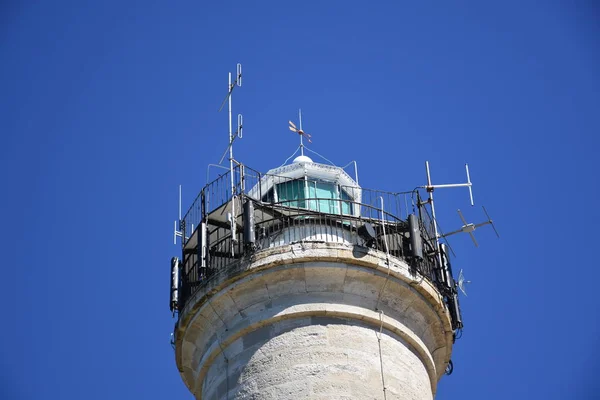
[1,1,599,399]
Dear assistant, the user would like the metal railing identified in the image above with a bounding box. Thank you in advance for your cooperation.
[176,163,440,313]
[181,165,416,237]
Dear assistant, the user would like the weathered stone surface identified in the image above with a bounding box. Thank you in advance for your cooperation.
[174,242,453,399]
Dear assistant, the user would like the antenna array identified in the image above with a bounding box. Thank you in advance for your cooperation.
[440,206,500,247]
[419,161,499,303]
[220,63,243,255]
[173,64,244,249]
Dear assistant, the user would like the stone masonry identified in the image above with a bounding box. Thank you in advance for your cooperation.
[174,241,454,399]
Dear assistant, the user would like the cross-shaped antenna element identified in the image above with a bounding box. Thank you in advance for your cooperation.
[423,161,474,206]
[440,206,500,247]
[420,161,476,265]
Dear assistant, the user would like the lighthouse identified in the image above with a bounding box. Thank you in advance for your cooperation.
[169,65,487,399]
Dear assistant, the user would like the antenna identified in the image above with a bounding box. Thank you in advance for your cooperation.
[457,269,471,296]
[419,161,479,268]
[218,63,242,112]
[440,206,500,247]
[218,63,243,253]
[218,113,244,164]
[482,206,500,238]
[458,209,478,247]
[173,185,185,245]
[423,162,474,206]
[218,63,243,165]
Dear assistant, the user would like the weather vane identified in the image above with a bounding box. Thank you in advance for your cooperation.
[288,109,312,156]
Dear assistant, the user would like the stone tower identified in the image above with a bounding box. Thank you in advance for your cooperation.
[170,154,461,399]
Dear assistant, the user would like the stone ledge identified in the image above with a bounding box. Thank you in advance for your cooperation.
[179,242,448,334]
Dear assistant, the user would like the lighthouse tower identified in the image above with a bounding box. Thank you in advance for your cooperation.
[168,65,481,400]
[170,149,471,399]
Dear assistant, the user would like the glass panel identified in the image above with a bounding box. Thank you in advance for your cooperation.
[276,179,306,208]
[307,181,337,213]
[276,179,354,215]
[340,189,353,215]
[262,188,274,203]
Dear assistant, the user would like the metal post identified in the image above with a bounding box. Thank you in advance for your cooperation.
[299,109,304,156]
[425,161,443,266]
[228,72,237,249]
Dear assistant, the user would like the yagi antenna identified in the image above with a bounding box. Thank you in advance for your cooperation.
[482,206,500,238]
[458,209,478,247]
[440,206,500,247]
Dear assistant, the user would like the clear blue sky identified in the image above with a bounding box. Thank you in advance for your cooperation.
[1,2,599,399]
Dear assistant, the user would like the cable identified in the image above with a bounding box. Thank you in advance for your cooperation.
[375,197,392,311]
[377,310,388,400]
[278,145,301,167]
[454,328,463,340]
[304,145,336,165]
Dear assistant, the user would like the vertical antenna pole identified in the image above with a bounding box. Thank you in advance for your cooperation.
[425,161,432,188]
[425,161,442,261]
[174,185,183,245]
[299,109,304,156]
[228,72,233,164]
[228,72,237,248]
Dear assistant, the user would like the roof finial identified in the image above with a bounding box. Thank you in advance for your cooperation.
[288,109,312,156]
[299,109,303,156]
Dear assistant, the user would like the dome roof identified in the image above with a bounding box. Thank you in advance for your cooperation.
[293,155,313,163]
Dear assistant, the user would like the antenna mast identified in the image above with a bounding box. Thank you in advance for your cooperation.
[299,109,304,156]
[218,63,243,254]
[173,185,185,245]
